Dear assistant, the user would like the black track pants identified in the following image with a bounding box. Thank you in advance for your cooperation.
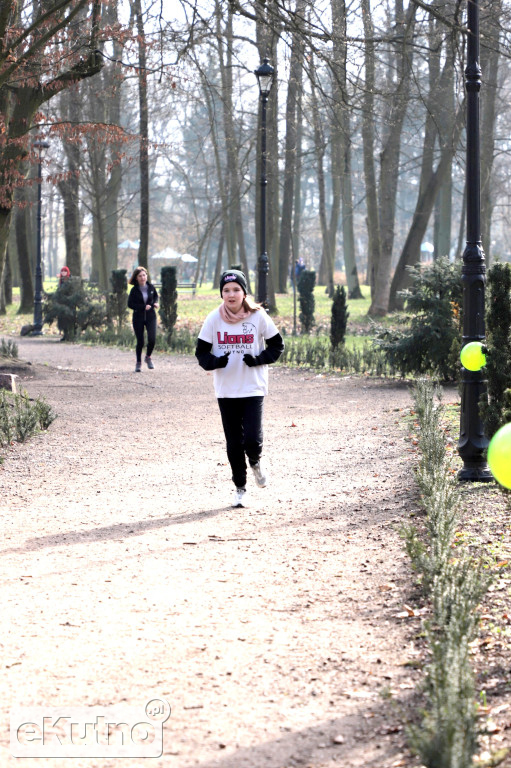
[132,311,156,362]
[217,396,264,489]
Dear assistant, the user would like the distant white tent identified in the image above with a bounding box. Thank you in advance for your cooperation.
[181,253,198,263]
[150,246,182,261]
[118,239,140,249]
[421,241,435,253]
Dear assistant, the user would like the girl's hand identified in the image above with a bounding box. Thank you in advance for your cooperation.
[153,303,159,309]
[145,304,151,310]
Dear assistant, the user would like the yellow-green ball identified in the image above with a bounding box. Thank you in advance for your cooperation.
[487,423,511,489]
[460,341,486,371]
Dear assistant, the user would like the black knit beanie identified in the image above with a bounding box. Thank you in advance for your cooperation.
[219,269,248,296]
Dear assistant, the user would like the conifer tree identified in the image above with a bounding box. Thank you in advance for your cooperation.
[480,262,511,438]
[330,285,349,349]
[298,269,316,335]
[159,267,178,345]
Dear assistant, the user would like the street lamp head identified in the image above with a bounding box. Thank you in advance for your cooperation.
[255,58,274,96]
[33,139,50,156]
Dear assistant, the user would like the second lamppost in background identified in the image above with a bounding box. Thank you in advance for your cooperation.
[254,58,274,308]
[32,139,50,336]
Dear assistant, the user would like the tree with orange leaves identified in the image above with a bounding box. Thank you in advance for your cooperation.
[0,0,104,288]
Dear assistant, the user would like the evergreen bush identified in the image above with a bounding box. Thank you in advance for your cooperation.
[297,269,316,335]
[44,278,107,341]
[330,285,349,350]
[34,396,57,430]
[479,262,511,439]
[404,379,493,768]
[159,266,178,345]
[375,258,462,380]
[0,391,14,447]
[14,391,39,442]
[0,390,57,457]
[0,338,18,358]
[108,269,128,333]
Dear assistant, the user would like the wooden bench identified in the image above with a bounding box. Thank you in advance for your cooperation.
[177,282,197,296]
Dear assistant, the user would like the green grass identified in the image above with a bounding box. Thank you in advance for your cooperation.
[1,282,404,352]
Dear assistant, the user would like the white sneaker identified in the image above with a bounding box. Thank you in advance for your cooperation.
[251,461,267,487]
[233,487,247,507]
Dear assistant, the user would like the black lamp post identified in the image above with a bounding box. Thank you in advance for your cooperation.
[254,57,274,307]
[458,0,492,481]
[32,139,50,336]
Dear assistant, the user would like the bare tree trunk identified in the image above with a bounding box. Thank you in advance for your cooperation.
[480,0,502,266]
[389,106,465,308]
[14,161,35,313]
[103,0,123,276]
[3,250,12,307]
[368,1,416,316]
[58,88,82,276]
[311,75,334,293]
[292,84,303,269]
[277,0,306,293]
[0,1,102,289]
[455,177,467,260]
[360,0,379,294]
[200,69,235,270]
[216,1,251,290]
[134,0,149,268]
[213,224,225,289]
[330,0,362,298]
[256,2,280,311]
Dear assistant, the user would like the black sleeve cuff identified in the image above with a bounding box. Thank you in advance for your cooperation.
[255,332,285,365]
[195,338,224,371]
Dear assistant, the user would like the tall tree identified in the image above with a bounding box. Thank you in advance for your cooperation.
[328,0,362,298]
[360,0,380,295]
[480,0,503,265]
[0,0,103,289]
[58,86,83,277]
[277,0,307,293]
[368,0,417,316]
[389,10,465,308]
[132,0,150,268]
[216,0,251,288]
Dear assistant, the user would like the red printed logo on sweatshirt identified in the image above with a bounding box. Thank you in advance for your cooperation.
[217,332,254,345]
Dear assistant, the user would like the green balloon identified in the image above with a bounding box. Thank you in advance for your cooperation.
[488,423,511,489]
[460,341,486,371]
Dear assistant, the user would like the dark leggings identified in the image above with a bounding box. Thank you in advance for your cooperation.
[217,396,264,488]
[132,311,156,363]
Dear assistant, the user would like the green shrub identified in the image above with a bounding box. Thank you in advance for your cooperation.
[34,396,57,430]
[404,378,493,768]
[480,262,511,439]
[159,266,178,345]
[108,269,128,333]
[0,390,14,447]
[297,269,316,335]
[330,285,349,350]
[44,278,107,341]
[0,338,18,358]
[375,258,462,380]
[13,391,40,442]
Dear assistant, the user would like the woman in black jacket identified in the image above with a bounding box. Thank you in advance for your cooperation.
[127,267,159,372]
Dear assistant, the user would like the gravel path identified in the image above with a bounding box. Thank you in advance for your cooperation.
[1,337,422,768]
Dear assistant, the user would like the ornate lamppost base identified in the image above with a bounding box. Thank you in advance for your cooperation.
[457,464,493,482]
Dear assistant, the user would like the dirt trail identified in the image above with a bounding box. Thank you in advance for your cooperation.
[0,337,422,768]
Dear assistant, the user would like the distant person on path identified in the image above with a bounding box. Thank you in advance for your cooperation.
[128,266,159,372]
[195,269,284,508]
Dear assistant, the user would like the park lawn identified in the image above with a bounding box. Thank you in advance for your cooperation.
[0,283,400,349]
